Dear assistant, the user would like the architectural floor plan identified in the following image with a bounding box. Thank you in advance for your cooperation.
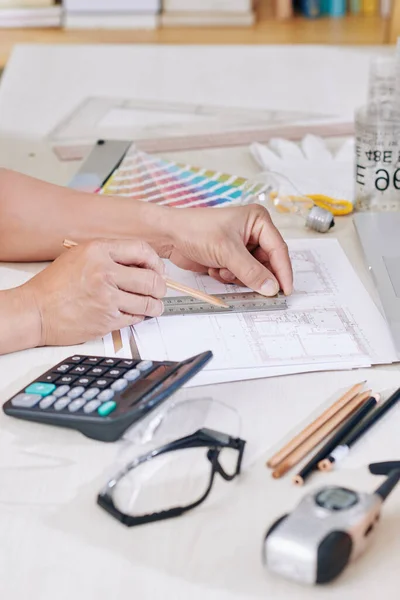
[104,239,398,386]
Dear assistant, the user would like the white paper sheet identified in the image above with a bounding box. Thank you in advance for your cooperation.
[0,267,33,290]
[103,238,398,386]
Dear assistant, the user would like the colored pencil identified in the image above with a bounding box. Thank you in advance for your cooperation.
[266,381,366,469]
[293,394,380,484]
[62,239,229,309]
[271,390,372,480]
[319,386,400,471]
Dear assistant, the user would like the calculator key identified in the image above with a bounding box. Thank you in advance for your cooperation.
[84,400,102,414]
[82,388,100,400]
[67,386,85,399]
[69,356,85,363]
[137,360,153,372]
[76,376,95,387]
[11,393,42,408]
[58,375,78,385]
[97,389,114,402]
[107,368,126,379]
[55,364,73,373]
[53,385,71,398]
[25,383,56,397]
[71,365,91,375]
[39,395,56,409]
[111,379,128,392]
[119,359,136,368]
[88,366,107,377]
[124,369,141,382]
[101,358,120,367]
[82,357,103,365]
[94,378,113,389]
[40,373,60,383]
[98,401,117,417]
[68,399,86,413]
[54,397,70,411]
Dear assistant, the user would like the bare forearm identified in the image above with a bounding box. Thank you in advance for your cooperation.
[0,168,174,261]
[0,287,40,355]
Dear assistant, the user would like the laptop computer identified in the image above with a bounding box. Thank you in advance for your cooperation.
[354,212,400,355]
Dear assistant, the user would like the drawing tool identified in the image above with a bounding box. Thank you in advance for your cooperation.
[160,292,286,315]
[266,381,366,469]
[62,239,229,309]
[293,394,380,484]
[53,121,355,163]
[319,386,400,471]
[271,390,372,480]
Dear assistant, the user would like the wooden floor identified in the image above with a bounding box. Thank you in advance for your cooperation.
[0,12,392,70]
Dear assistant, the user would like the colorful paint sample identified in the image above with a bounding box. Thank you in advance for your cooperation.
[100,148,247,208]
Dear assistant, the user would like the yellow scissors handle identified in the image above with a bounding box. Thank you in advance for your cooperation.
[307,194,353,216]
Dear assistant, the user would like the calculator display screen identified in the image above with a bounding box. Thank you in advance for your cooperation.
[143,365,169,381]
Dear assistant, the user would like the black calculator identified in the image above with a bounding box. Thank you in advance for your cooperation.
[2,351,212,442]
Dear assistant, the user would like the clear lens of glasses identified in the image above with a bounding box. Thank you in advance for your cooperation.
[111,445,240,517]
[104,397,242,517]
[123,396,241,449]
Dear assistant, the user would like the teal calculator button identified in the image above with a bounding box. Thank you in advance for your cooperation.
[98,401,117,417]
[25,383,56,397]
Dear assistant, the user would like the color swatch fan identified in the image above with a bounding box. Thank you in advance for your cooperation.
[100,146,247,208]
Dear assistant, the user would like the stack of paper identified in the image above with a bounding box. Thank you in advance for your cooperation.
[0,0,61,28]
[161,0,255,27]
[104,238,399,387]
[63,0,160,29]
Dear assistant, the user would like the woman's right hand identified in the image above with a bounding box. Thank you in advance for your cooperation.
[24,239,166,347]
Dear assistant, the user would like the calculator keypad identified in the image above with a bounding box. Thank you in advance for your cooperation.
[4,352,212,443]
[14,356,168,419]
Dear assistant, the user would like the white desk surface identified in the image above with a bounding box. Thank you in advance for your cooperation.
[0,44,399,600]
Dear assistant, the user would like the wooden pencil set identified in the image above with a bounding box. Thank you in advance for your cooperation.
[266,380,400,485]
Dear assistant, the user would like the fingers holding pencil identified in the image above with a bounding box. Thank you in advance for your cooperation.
[63,239,229,310]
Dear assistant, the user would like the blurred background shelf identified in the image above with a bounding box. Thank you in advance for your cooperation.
[0,0,398,70]
[0,15,391,69]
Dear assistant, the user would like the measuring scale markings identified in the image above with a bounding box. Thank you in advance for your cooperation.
[162,292,287,315]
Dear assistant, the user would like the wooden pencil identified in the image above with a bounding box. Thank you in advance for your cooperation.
[294,394,380,484]
[62,239,229,309]
[266,381,366,469]
[271,390,372,480]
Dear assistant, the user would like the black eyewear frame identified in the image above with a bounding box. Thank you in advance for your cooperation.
[97,427,246,527]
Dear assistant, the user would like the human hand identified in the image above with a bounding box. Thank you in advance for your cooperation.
[165,204,293,296]
[25,239,166,347]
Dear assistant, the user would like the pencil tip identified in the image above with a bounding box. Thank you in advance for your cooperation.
[319,459,331,472]
[293,475,303,486]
